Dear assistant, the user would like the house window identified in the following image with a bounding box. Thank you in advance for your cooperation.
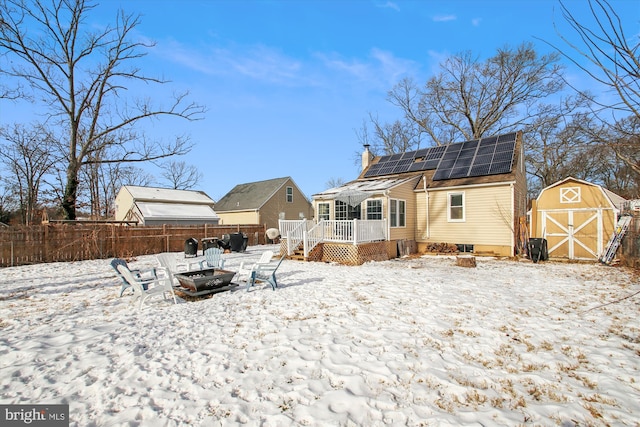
[317,203,330,221]
[389,199,405,227]
[286,186,293,203]
[448,192,465,221]
[560,187,580,203]
[335,200,361,220]
[335,200,348,220]
[366,199,382,220]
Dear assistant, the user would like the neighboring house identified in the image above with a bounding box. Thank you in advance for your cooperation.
[114,186,219,226]
[529,177,626,261]
[214,177,313,230]
[283,131,528,264]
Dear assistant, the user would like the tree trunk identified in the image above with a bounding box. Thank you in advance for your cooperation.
[62,167,79,220]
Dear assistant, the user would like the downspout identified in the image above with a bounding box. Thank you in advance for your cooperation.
[510,182,515,257]
[423,176,430,239]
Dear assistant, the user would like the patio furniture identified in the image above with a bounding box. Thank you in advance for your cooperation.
[156,253,203,287]
[246,255,285,292]
[237,250,274,282]
[204,247,225,269]
[110,258,157,297]
[117,264,177,311]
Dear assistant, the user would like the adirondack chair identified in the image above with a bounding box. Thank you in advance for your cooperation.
[247,255,285,291]
[156,252,201,287]
[110,258,157,297]
[117,264,177,311]
[204,247,225,269]
[237,250,274,282]
[238,251,283,291]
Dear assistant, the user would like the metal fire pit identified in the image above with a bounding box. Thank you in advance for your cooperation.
[174,269,237,296]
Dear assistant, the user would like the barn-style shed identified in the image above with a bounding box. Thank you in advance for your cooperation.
[530,177,626,261]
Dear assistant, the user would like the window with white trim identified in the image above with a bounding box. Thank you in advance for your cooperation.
[389,199,405,227]
[286,186,293,203]
[448,192,464,221]
[335,200,348,220]
[317,202,330,221]
[366,199,382,220]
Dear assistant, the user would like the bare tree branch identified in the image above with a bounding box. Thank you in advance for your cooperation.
[0,0,206,219]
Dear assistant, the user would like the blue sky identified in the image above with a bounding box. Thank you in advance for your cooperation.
[3,0,640,202]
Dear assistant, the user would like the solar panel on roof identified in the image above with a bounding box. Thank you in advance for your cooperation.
[469,163,491,176]
[432,132,517,181]
[426,146,446,160]
[362,132,517,179]
[433,168,451,180]
[489,161,512,174]
[449,167,470,179]
[497,132,516,142]
[393,158,413,173]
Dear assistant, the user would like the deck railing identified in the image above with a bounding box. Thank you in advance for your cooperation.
[280,219,314,255]
[280,219,386,257]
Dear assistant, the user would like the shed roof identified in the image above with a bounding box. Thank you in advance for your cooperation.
[122,185,215,204]
[215,177,295,212]
[539,177,627,210]
[135,202,219,221]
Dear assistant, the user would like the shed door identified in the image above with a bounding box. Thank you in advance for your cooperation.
[541,209,603,260]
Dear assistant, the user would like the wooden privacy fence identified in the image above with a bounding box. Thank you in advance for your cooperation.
[0,223,266,267]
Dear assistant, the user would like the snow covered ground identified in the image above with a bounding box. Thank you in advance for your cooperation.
[1,244,638,426]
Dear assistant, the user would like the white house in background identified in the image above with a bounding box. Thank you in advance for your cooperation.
[114,186,220,226]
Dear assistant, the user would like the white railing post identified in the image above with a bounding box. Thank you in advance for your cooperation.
[353,219,357,245]
[303,230,308,258]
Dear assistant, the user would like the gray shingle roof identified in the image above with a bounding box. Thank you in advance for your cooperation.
[215,177,291,212]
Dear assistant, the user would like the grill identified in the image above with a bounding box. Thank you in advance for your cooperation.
[229,232,248,252]
[184,238,198,257]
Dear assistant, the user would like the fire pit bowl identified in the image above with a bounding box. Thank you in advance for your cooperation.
[174,269,236,293]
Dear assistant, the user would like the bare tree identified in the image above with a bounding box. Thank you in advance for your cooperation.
[549,0,640,176]
[0,182,17,224]
[395,43,564,146]
[80,160,154,218]
[0,0,205,219]
[325,177,345,189]
[159,160,202,190]
[0,123,59,224]
[523,95,597,192]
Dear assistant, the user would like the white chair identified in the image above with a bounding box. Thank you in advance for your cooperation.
[246,255,284,292]
[156,252,205,285]
[237,250,274,282]
[204,247,225,269]
[237,250,283,291]
[117,264,177,311]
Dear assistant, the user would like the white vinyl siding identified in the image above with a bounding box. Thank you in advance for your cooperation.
[424,184,513,246]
